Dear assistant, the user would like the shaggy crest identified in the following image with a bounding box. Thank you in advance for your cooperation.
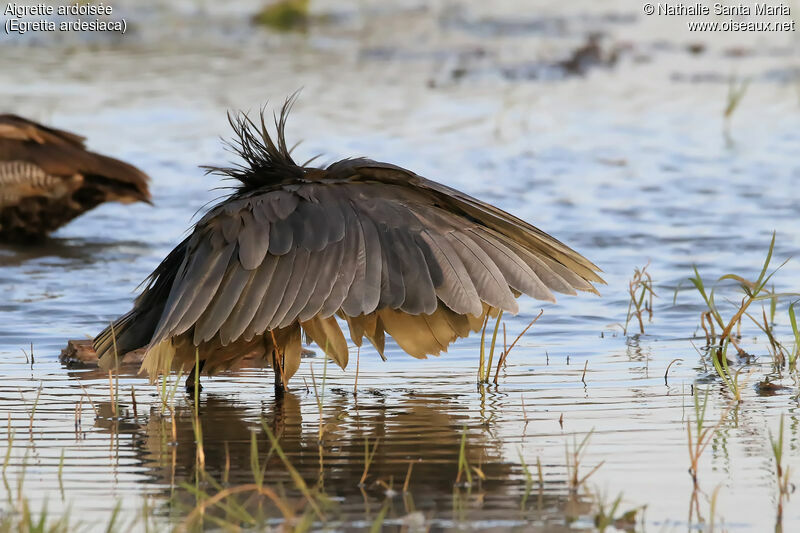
[205,96,308,191]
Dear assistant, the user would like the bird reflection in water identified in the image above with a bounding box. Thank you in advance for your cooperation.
[89,390,594,530]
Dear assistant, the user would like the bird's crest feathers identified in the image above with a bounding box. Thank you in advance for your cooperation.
[204,96,307,191]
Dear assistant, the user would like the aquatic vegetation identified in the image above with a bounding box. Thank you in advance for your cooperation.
[479,310,544,385]
[4,3,800,531]
[252,0,310,31]
[0,499,73,533]
[723,75,750,126]
[565,429,604,494]
[708,340,745,402]
[592,491,640,533]
[478,310,504,383]
[455,426,473,486]
[769,415,793,526]
[687,388,716,489]
[687,233,799,395]
[787,303,800,371]
[624,263,655,335]
[686,388,734,527]
[360,436,380,486]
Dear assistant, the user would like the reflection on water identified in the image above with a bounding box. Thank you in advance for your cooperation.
[86,390,594,530]
[1,0,800,531]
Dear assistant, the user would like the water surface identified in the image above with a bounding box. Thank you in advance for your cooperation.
[1,1,799,531]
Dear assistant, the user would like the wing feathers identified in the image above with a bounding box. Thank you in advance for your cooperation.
[150,234,232,344]
[468,228,556,302]
[419,231,482,316]
[446,231,518,313]
[237,208,270,270]
[301,315,349,368]
[244,251,301,339]
[268,217,293,255]
[135,168,600,371]
[219,254,278,344]
[194,263,252,344]
[270,247,312,328]
[392,227,438,315]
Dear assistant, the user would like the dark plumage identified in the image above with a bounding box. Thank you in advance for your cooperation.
[94,99,604,390]
[0,114,151,243]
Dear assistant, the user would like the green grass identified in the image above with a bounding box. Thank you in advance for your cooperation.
[686,232,799,396]
[769,414,792,525]
[788,302,800,370]
[479,310,543,385]
[724,75,750,123]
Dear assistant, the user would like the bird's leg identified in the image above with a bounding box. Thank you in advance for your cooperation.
[270,330,287,396]
[185,358,206,393]
[272,348,286,396]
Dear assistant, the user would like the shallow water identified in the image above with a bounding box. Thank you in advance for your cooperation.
[1,1,800,531]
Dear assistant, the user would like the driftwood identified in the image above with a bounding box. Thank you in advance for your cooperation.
[60,339,144,368]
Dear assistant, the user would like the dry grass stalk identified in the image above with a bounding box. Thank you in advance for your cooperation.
[478,314,491,382]
[770,414,792,525]
[484,310,504,382]
[687,388,732,489]
[27,385,42,440]
[624,263,655,335]
[493,310,544,385]
[179,483,294,531]
[360,437,380,486]
[354,345,360,397]
[77,385,99,418]
[565,430,603,493]
[664,358,683,385]
[107,371,116,418]
[403,462,414,493]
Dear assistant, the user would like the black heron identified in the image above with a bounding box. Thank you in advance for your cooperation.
[0,114,151,243]
[94,100,604,391]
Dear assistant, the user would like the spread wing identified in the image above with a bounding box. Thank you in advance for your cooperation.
[144,161,603,367]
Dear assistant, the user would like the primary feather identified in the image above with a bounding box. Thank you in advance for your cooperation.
[94,98,603,384]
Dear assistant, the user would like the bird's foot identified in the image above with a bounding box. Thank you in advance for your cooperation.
[185,378,203,395]
[185,371,203,394]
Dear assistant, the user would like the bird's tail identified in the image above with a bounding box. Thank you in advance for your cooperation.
[95,311,136,369]
[94,306,161,370]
